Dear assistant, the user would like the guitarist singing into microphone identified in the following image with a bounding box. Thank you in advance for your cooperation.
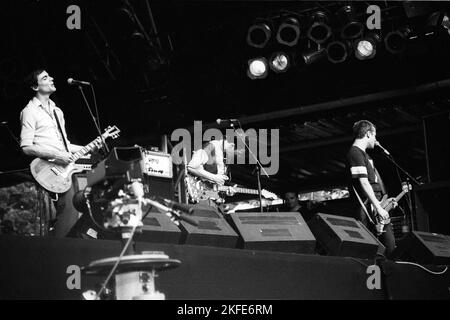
[20,69,85,237]
[346,120,397,255]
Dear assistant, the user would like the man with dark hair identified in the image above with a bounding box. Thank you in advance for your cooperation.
[20,69,85,237]
[346,120,396,255]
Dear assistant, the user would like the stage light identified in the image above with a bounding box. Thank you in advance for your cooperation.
[302,47,327,65]
[337,5,364,40]
[327,41,349,64]
[307,11,332,44]
[384,26,412,54]
[276,17,300,46]
[269,52,290,73]
[354,33,380,60]
[247,57,268,79]
[247,22,272,48]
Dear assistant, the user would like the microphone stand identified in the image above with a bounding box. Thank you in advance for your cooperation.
[0,122,21,149]
[233,121,270,213]
[380,151,422,231]
[77,85,110,154]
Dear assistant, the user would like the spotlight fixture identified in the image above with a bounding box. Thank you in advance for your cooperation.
[327,41,350,64]
[269,52,291,73]
[354,33,381,60]
[307,11,332,44]
[247,22,272,48]
[247,57,268,79]
[337,5,364,40]
[384,26,412,54]
[276,17,300,46]
[302,47,327,65]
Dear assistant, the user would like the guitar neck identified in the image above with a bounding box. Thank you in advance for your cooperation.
[72,136,103,162]
[218,186,259,195]
[384,190,408,212]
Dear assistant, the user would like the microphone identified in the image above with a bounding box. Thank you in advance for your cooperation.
[177,213,198,226]
[216,118,239,126]
[67,78,91,86]
[160,198,195,215]
[375,141,391,156]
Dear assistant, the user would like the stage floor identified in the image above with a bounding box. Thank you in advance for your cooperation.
[0,235,449,300]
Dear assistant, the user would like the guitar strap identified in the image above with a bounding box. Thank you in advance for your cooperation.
[352,186,376,225]
[53,109,70,153]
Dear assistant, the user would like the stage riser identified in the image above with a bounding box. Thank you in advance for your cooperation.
[0,235,449,300]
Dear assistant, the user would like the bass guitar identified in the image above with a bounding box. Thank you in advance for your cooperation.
[369,181,412,234]
[30,125,120,193]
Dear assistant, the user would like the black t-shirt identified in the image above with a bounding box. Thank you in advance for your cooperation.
[346,146,383,201]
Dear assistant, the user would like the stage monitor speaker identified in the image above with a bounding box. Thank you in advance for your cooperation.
[134,210,182,244]
[178,205,238,248]
[307,213,380,259]
[390,231,450,265]
[229,212,316,254]
[356,220,386,257]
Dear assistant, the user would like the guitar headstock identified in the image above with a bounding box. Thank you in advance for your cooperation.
[261,189,279,200]
[103,125,121,139]
[401,182,412,193]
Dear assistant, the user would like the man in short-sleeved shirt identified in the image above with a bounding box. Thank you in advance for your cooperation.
[20,69,84,237]
[346,120,396,255]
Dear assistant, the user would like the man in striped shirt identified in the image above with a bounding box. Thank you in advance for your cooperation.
[346,120,396,255]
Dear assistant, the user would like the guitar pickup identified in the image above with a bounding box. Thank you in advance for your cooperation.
[74,164,92,171]
[51,167,62,175]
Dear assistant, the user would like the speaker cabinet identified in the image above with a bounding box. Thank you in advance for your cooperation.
[134,210,182,244]
[356,220,386,257]
[414,181,450,235]
[308,213,380,259]
[390,231,450,265]
[144,176,174,200]
[229,212,316,254]
[179,205,238,248]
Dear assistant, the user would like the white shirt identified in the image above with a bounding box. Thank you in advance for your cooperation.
[20,97,70,152]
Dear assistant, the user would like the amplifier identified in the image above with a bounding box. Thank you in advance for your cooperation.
[143,150,173,178]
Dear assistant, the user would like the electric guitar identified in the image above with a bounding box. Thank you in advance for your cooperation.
[368,181,412,234]
[185,174,278,204]
[30,125,120,193]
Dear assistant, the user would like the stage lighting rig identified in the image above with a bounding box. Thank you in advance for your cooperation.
[276,16,301,47]
[354,33,381,60]
[269,52,291,73]
[302,46,327,65]
[327,40,350,64]
[307,11,332,44]
[247,57,269,79]
[337,4,364,40]
[384,26,412,54]
[247,22,272,48]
